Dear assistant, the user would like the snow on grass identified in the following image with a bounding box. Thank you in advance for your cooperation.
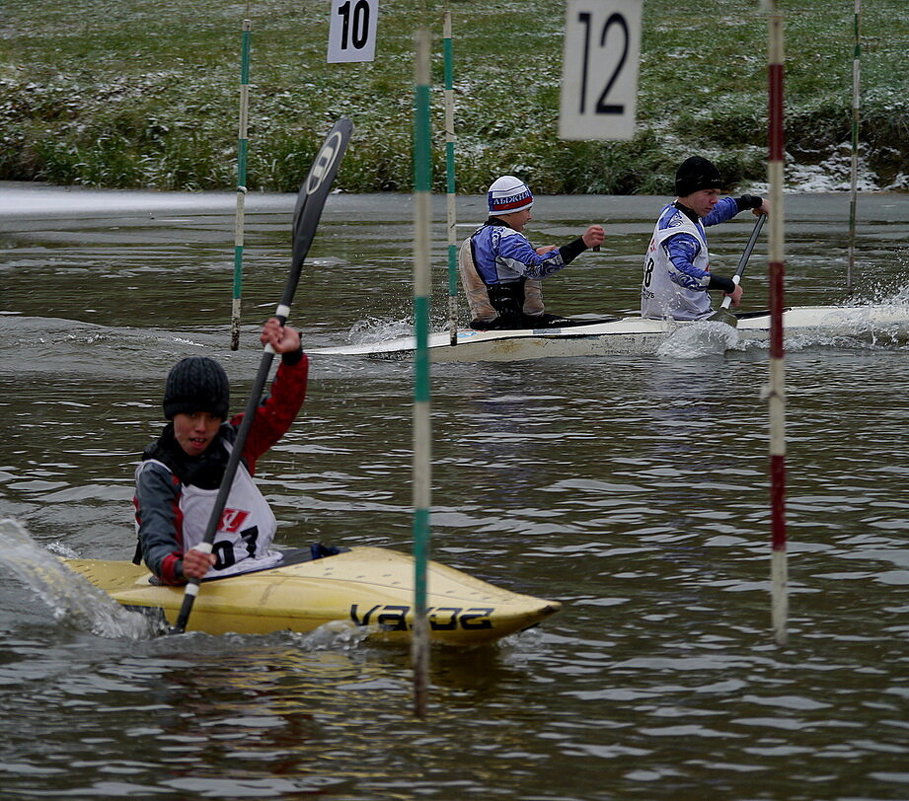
[1,0,907,193]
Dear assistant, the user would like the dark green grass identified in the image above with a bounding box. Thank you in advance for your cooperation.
[2,0,907,192]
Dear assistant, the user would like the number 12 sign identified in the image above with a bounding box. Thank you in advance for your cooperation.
[559,0,642,141]
[327,0,378,63]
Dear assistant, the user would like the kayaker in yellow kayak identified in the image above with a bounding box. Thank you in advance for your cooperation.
[132,318,308,585]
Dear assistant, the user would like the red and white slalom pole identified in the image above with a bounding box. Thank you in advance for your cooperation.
[767,0,788,646]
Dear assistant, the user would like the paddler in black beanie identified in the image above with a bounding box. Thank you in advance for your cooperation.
[132,318,308,585]
[641,156,769,321]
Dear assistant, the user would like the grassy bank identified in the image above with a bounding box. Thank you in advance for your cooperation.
[2,0,908,194]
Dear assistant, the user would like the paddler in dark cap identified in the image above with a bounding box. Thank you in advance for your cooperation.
[641,156,769,321]
[132,318,308,585]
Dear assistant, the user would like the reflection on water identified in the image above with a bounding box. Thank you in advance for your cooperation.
[1,188,909,799]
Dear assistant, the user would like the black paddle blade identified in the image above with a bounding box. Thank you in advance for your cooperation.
[280,118,353,317]
[708,306,739,327]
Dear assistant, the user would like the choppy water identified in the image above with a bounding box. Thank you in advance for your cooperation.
[1,184,908,800]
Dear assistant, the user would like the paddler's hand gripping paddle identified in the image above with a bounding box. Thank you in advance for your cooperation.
[708,213,766,327]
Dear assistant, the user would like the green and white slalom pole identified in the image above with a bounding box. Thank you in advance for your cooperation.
[767,0,788,647]
[443,11,458,346]
[411,26,433,717]
[847,0,862,296]
[230,18,252,351]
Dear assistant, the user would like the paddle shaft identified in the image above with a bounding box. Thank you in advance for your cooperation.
[170,118,352,634]
[720,213,766,310]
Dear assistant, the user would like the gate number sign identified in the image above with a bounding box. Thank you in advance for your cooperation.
[559,0,642,141]
[327,0,378,63]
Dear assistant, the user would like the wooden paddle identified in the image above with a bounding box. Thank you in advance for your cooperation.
[708,213,766,327]
[170,118,352,635]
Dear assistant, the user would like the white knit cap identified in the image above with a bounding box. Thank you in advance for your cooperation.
[487,175,534,216]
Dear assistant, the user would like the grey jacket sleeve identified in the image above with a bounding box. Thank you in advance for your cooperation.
[134,461,185,584]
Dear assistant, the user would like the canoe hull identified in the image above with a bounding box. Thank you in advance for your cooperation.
[63,546,561,645]
[311,305,909,362]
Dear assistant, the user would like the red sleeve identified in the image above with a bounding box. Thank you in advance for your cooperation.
[230,352,309,474]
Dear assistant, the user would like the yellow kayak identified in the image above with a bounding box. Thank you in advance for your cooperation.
[63,546,561,645]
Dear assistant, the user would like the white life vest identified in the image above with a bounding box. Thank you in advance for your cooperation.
[458,237,545,323]
[140,456,282,577]
[641,204,712,321]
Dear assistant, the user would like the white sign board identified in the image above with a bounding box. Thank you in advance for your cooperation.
[327,0,378,63]
[558,0,642,140]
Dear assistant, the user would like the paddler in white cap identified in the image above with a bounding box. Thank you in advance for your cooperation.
[458,175,605,330]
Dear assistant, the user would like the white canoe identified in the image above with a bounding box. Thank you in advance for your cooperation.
[311,305,909,362]
[63,546,561,645]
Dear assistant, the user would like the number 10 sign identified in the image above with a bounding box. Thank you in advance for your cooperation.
[558,0,642,141]
[327,0,378,63]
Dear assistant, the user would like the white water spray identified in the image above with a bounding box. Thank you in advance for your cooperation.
[656,320,741,358]
[0,518,157,639]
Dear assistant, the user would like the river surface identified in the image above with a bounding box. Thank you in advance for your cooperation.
[0,183,908,800]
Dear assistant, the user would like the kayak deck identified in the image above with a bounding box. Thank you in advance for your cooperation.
[63,546,561,645]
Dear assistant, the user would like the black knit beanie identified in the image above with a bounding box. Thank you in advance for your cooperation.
[163,356,230,420]
[675,156,723,197]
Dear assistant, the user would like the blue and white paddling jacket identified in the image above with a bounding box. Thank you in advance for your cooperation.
[470,219,585,286]
[464,218,589,323]
[641,197,749,321]
[132,352,308,586]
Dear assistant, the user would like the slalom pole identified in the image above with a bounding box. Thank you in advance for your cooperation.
[767,0,788,646]
[443,11,459,346]
[411,26,433,717]
[230,18,252,351]
[846,0,862,296]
